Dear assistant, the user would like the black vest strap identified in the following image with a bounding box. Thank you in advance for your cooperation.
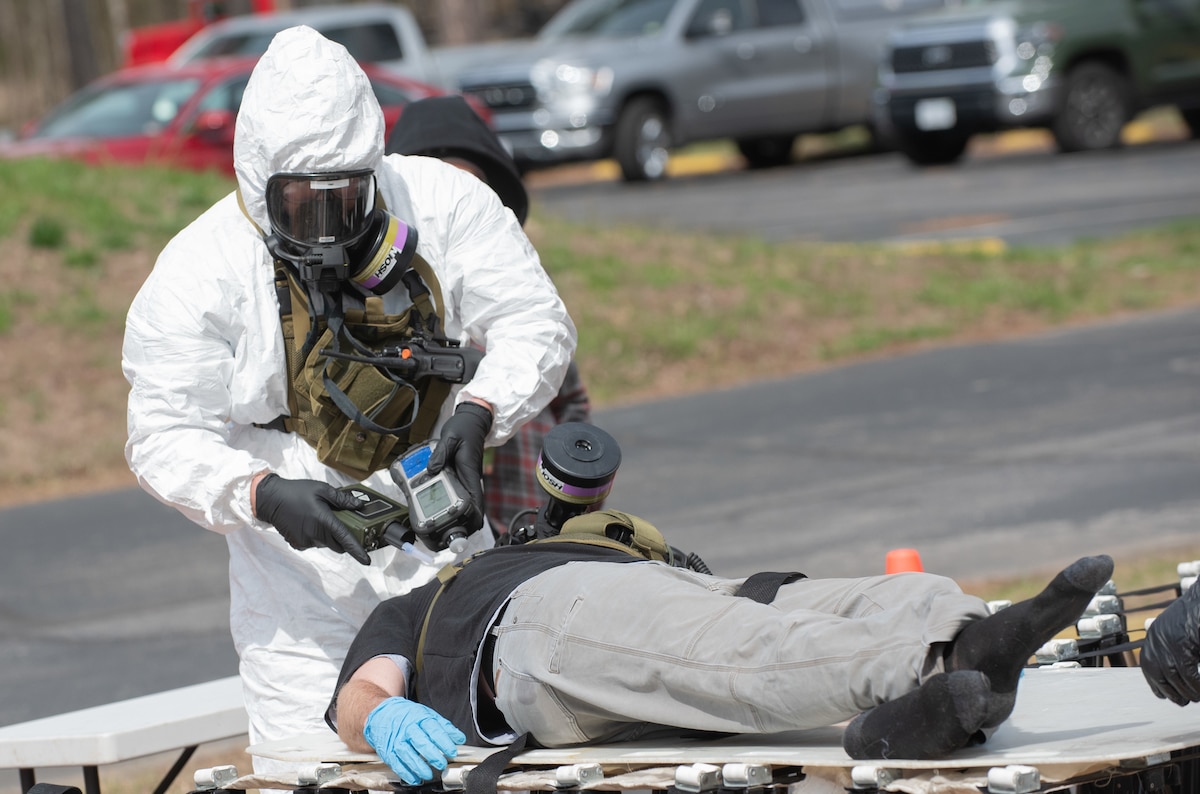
[735,571,806,604]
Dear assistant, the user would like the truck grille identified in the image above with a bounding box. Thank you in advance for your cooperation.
[891,40,997,73]
[461,81,538,111]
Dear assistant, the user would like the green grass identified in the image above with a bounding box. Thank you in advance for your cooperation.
[28,215,66,248]
[0,157,232,263]
[526,213,1200,403]
[820,323,952,359]
[0,294,13,335]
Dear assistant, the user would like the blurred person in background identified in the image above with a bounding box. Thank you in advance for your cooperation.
[388,95,593,538]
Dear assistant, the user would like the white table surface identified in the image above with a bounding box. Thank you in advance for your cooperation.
[0,676,246,768]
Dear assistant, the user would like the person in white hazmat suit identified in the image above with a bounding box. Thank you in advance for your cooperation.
[121,26,576,774]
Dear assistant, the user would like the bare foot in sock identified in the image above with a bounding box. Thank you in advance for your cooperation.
[946,554,1113,727]
[842,670,991,760]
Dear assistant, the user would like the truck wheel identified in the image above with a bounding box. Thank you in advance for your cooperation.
[895,129,969,166]
[614,97,671,182]
[736,135,795,169]
[1179,106,1200,140]
[1052,62,1130,153]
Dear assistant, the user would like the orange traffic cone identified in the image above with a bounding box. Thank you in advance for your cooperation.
[886,548,924,574]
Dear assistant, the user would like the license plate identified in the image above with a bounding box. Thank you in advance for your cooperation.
[915,98,956,131]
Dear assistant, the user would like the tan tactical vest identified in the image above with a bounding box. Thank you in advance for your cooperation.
[268,256,452,480]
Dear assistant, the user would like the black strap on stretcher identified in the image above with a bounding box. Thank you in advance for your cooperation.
[465,731,530,794]
[1061,580,1183,663]
[1073,637,1145,661]
[464,571,806,794]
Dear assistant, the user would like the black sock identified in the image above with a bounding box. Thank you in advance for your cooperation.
[841,671,991,760]
[946,555,1113,697]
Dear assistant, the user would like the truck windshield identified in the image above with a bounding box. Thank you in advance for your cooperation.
[540,0,676,39]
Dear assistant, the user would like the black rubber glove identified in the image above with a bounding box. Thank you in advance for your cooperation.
[254,474,371,565]
[1141,580,1200,705]
[426,402,492,533]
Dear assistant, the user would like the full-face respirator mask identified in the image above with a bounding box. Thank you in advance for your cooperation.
[263,169,418,296]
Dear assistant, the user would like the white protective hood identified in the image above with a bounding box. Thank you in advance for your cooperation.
[234,25,384,232]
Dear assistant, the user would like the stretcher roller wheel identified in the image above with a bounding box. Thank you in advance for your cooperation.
[986,764,1039,793]
[441,764,476,790]
[193,765,238,791]
[721,763,771,788]
[297,762,341,786]
[675,763,721,792]
[551,763,602,788]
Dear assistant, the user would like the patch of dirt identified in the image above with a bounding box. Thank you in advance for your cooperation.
[0,228,146,503]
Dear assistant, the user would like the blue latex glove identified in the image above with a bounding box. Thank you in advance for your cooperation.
[364,697,466,784]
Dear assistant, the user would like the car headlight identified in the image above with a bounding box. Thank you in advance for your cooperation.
[989,16,1060,79]
[530,60,614,102]
[1015,21,1062,61]
[1012,25,1059,93]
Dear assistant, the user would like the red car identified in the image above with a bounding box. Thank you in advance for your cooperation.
[1,58,490,176]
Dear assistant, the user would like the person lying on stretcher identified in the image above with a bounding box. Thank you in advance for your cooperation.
[324,509,1114,784]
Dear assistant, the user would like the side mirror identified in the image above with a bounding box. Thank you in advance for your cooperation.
[190,109,236,145]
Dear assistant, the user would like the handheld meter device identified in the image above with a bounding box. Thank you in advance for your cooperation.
[333,484,409,552]
[389,439,473,553]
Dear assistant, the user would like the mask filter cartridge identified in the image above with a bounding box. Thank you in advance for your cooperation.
[347,209,418,295]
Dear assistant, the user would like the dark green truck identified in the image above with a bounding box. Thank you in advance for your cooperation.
[872,0,1200,164]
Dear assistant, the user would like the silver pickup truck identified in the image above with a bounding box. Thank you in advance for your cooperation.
[446,0,950,181]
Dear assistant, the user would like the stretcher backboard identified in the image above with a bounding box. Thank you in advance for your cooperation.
[247,667,1200,790]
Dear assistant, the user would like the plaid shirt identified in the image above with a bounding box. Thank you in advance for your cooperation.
[484,361,592,535]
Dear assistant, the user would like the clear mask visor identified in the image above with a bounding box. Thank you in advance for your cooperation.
[265,170,376,248]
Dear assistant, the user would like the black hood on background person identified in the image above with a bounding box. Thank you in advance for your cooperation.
[387,96,529,226]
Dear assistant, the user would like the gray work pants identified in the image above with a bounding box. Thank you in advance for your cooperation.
[491,560,989,746]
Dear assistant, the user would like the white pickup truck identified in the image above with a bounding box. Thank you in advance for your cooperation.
[439,0,952,181]
[169,3,446,88]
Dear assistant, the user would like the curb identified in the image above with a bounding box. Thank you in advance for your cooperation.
[525,118,1189,188]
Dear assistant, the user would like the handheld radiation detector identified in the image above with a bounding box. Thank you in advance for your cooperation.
[334,484,409,552]
[390,440,473,552]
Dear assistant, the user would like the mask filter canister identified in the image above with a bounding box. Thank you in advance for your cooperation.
[533,422,622,537]
[347,209,418,296]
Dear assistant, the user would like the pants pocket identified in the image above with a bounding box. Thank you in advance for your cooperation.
[494,657,589,745]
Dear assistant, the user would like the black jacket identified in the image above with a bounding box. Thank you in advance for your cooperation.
[325,542,639,745]
[386,95,529,226]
